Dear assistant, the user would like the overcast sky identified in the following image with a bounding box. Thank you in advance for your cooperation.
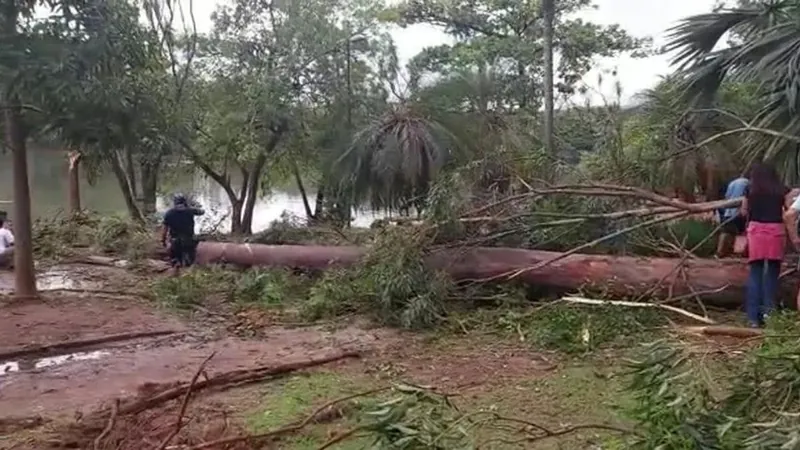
[180,0,718,104]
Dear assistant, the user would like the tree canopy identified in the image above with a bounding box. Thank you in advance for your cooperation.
[7,0,800,294]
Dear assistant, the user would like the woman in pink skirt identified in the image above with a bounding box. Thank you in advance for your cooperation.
[741,163,790,327]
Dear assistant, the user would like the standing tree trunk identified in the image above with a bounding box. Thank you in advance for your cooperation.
[313,188,325,220]
[109,151,145,223]
[124,146,137,201]
[291,160,315,221]
[2,1,36,299]
[230,198,243,234]
[542,0,555,159]
[67,151,82,214]
[140,159,160,216]
[6,102,36,299]
[240,153,268,235]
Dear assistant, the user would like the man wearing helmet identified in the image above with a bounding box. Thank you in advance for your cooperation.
[161,193,204,275]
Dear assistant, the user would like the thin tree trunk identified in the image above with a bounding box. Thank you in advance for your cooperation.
[140,160,159,216]
[109,151,145,223]
[291,160,314,221]
[3,1,36,299]
[313,186,325,220]
[178,139,244,233]
[124,146,137,200]
[241,127,284,234]
[67,151,81,214]
[230,199,243,234]
[542,0,555,159]
[6,101,36,299]
[240,153,268,235]
[517,62,527,109]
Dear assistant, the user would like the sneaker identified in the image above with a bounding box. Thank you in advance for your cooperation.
[749,321,761,329]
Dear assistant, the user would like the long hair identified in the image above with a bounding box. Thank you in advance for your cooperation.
[748,162,785,197]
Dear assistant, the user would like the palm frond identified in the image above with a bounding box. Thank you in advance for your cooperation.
[665,0,800,181]
[333,107,459,213]
[666,10,760,69]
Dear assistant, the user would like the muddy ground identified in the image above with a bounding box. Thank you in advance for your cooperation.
[0,263,739,449]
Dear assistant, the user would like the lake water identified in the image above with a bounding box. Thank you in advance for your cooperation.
[0,147,384,232]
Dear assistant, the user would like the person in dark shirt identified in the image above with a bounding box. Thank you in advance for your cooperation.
[161,193,204,275]
[740,163,790,327]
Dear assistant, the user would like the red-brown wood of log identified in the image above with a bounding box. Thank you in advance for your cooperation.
[192,242,799,307]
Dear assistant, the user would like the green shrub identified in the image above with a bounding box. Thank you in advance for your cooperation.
[233,269,292,306]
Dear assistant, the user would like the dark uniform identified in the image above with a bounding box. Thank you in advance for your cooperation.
[163,204,203,267]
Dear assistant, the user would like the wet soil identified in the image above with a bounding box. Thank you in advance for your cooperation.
[0,295,187,353]
[0,264,598,450]
[0,265,404,421]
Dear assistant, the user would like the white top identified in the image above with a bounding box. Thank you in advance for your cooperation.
[791,194,800,212]
[0,227,13,252]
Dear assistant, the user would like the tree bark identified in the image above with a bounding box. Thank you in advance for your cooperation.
[230,198,244,234]
[2,0,35,299]
[124,146,137,200]
[6,101,36,299]
[541,0,555,159]
[291,160,315,221]
[240,153,268,235]
[313,188,325,220]
[109,151,145,223]
[178,139,246,234]
[140,159,159,216]
[67,151,82,214]
[188,243,780,307]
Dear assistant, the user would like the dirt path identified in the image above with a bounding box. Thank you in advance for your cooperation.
[0,278,398,420]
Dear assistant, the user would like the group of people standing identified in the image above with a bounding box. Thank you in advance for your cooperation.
[717,163,800,328]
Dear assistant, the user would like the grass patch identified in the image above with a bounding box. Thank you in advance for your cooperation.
[247,371,378,449]
[464,362,632,449]
[448,303,667,354]
[149,266,313,313]
[253,365,635,449]
[233,269,299,307]
[149,267,236,310]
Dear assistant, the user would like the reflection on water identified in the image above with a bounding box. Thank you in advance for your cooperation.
[0,147,384,232]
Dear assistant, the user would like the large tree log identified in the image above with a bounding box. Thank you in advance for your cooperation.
[193,242,797,307]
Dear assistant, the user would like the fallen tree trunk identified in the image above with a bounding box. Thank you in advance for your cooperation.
[192,242,798,307]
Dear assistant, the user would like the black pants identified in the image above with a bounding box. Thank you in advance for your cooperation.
[169,236,198,267]
[722,216,746,235]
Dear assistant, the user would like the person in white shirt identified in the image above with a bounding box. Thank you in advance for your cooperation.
[782,190,800,310]
[0,215,14,269]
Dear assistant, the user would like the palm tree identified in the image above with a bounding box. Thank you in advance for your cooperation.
[633,78,758,199]
[666,0,800,183]
[334,105,458,215]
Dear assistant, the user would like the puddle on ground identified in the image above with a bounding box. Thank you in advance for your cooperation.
[0,268,96,294]
[0,350,109,376]
[36,269,90,290]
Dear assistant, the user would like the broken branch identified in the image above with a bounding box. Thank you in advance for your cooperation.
[154,352,216,450]
[100,351,360,419]
[471,210,691,283]
[560,296,716,325]
[93,398,119,450]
